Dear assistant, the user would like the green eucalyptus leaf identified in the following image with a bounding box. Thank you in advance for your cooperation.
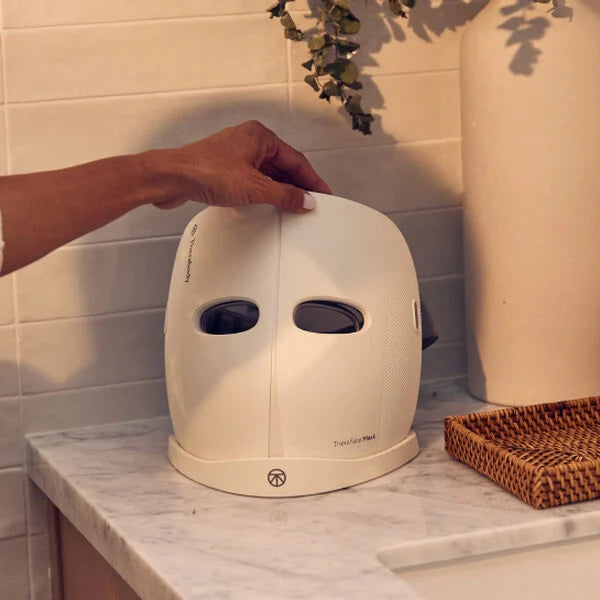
[320,80,341,101]
[280,11,295,29]
[313,51,326,69]
[267,1,288,18]
[344,79,363,91]
[330,7,345,21]
[317,6,328,27]
[304,73,320,92]
[280,10,303,39]
[338,15,361,34]
[284,27,304,40]
[267,0,571,135]
[389,1,406,17]
[308,34,327,51]
[324,58,359,84]
[335,39,360,55]
[352,113,374,135]
[345,95,374,135]
[344,94,365,116]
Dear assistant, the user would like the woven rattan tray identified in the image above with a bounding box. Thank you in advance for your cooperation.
[444,397,600,509]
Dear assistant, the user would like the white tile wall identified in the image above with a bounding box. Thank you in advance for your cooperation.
[22,379,168,434]
[290,0,485,80]
[289,71,460,152]
[390,208,463,278]
[3,0,274,27]
[72,203,203,245]
[419,276,465,343]
[0,536,29,600]
[0,396,23,467]
[307,140,463,213]
[0,1,478,598]
[0,111,7,169]
[19,310,165,394]
[422,341,467,380]
[0,467,25,538]
[16,238,179,321]
[0,274,15,324]
[0,326,19,396]
[27,534,50,600]
[25,480,47,536]
[4,17,287,102]
[8,86,290,173]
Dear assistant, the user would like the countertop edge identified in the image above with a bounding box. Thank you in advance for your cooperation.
[26,422,184,600]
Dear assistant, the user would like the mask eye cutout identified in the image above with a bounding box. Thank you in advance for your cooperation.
[200,301,259,335]
[294,301,364,334]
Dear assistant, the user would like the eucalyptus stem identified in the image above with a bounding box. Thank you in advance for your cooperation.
[268,0,561,134]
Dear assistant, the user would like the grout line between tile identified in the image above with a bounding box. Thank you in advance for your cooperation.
[26,533,36,600]
[4,70,457,108]
[0,32,10,174]
[0,464,23,473]
[3,12,277,32]
[0,23,18,342]
[385,205,462,218]
[12,277,22,394]
[285,37,292,134]
[420,374,467,385]
[419,273,464,284]
[19,306,165,327]
[6,81,289,108]
[5,80,289,107]
[0,532,27,543]
[304,136,462,156]
[427,339,465,348]
[65,233,181,250]
[288,67,460,86]
[21,377,165,401]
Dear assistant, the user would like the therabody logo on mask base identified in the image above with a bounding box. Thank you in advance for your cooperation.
[267,469,287,487]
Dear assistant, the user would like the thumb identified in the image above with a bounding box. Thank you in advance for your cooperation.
[262,178,317,213]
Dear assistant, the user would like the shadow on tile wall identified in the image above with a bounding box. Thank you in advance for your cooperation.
[0,4,480,593]
[2,94,463,425]
[290,0,485,128]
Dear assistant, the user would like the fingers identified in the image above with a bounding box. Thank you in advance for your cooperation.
[244,121,331,195]
[166,121,331,212]
[260,162,295,187]
[261,176,317,213]
[153,196,188,210]
[266,139,332,195]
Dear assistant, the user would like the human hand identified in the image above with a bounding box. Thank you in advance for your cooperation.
[152,120,331,213]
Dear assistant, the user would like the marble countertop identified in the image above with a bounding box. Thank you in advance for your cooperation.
[26,380,600,600]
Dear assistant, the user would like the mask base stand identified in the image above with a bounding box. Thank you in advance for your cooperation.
[168,431,419,498]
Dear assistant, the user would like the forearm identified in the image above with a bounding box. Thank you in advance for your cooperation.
[0,121,331,275]
[0,151,169,275]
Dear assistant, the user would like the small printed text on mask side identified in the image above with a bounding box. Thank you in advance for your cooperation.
[333,434,376,448]
[185,224,198,283]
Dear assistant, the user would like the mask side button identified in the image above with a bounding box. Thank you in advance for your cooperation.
[412,300,420,332]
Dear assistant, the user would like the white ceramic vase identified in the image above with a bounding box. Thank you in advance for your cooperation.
[461,0,600,405]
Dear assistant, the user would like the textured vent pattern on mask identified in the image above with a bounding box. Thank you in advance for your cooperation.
[379,232,421,450]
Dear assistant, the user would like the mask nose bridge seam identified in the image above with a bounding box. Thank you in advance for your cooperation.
[268,211,283,457]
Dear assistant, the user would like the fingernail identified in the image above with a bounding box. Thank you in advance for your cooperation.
[303,192,317,210]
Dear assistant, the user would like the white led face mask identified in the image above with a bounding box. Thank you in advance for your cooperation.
[165,193,422,497]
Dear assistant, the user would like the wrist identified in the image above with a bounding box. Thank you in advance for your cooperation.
[134,147,183,209]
